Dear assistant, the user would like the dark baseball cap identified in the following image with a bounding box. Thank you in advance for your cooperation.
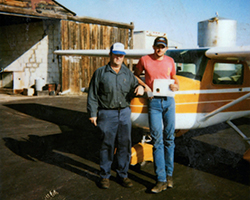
[153,37,168,47]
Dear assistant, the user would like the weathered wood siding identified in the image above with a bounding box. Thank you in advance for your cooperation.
[61,20,130,94]
[0,0,75,17]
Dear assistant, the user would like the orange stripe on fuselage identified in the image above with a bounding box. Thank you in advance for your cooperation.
[130,95,250,114]
[130,76,250,114]
[175,92,250,113]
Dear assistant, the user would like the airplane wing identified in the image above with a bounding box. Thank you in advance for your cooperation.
[54,46,250,62]
[54,49,110,57]
[205,46,250,62]
[54,49,154,59]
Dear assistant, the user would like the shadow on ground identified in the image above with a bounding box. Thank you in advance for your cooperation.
[174,117,250,186]
[2,103,154,190]
[3,103,250,188]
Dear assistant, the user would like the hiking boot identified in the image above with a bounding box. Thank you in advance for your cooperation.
[151,182,167,193]
[118,177,133,188]
[167,175,173,188]
[100,178,110,189]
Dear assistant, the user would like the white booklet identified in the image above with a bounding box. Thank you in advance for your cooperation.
[153,79,175,97]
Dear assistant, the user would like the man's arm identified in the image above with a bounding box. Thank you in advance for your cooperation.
[170,74,180,92]
[87,71,99,126]
[134,67,152,92]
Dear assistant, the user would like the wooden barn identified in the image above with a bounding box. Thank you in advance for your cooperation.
[0,0,134,95]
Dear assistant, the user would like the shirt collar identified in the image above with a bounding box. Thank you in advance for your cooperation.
[105,62,127,74]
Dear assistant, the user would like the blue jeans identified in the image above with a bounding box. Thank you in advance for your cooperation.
[148,97,175,182]
[97,107,132,179]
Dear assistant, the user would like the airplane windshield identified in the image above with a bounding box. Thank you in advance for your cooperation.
[166,49,209,81]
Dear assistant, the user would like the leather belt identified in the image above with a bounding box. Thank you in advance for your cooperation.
[100,107,126,111]
[154,96,168,100]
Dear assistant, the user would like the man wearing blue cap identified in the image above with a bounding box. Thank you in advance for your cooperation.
[134,36,179,193]
[87,42,144,189]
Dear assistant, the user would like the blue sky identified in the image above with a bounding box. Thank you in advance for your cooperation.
[57,0,250,48]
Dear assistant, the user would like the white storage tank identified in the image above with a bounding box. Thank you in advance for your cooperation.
[198,16,237,47]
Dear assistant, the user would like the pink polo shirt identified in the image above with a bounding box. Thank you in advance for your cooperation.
[136,54,176,90]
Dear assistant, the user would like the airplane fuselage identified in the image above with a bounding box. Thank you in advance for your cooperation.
[130,49,250,130]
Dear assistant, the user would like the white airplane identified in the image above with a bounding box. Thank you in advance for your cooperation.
[54,46,250,164]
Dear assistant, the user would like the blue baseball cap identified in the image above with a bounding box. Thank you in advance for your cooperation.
[110,42,126,55]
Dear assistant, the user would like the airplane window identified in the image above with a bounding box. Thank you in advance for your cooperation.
[167,49,209,81]
[176,63,196,79]
[213,63,243,85]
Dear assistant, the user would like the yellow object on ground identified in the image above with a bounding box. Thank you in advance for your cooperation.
[130,142,153,165]
[243,148,250,163]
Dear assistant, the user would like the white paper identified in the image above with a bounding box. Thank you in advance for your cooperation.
[153,79,175,97]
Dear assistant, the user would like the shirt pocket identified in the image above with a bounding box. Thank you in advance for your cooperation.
[99,77,112,93]
[121,83,131,94]
[118,76,131,92]
[119,80,133,100]
[98,81,112,104]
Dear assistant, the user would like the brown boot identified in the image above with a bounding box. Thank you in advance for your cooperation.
[151,182,167,193]
[99,178,110,189]
[118,177,133,188]
[167,175,173,188]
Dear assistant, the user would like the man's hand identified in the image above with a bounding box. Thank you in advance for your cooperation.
[169,84,179,92]
[140,85,154,99]
[89,117,97,126]
[134,85,144,96]
[144,85,152,93]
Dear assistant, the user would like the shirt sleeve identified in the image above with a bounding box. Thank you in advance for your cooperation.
[170,58,176,78]
[87,70,99,118]
[135,57,145,72]
[131,71,139,89]
[127,71,139,100]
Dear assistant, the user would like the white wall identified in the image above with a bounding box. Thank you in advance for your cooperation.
[0,19,61,91]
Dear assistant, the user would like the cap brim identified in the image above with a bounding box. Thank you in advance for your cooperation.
[155,42,167,46]
[112,51,126,55]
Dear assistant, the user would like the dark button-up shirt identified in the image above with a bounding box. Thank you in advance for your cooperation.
[87,63,138,118]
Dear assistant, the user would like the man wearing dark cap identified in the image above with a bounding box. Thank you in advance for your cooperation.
[134,37,179,193]
[87,42,144,189]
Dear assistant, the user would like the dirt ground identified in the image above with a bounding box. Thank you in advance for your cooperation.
[0,93,249,200]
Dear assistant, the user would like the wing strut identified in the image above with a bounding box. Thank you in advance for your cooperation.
[200,92,250,121]
[227,120,250,163]
[227,120,250,145]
